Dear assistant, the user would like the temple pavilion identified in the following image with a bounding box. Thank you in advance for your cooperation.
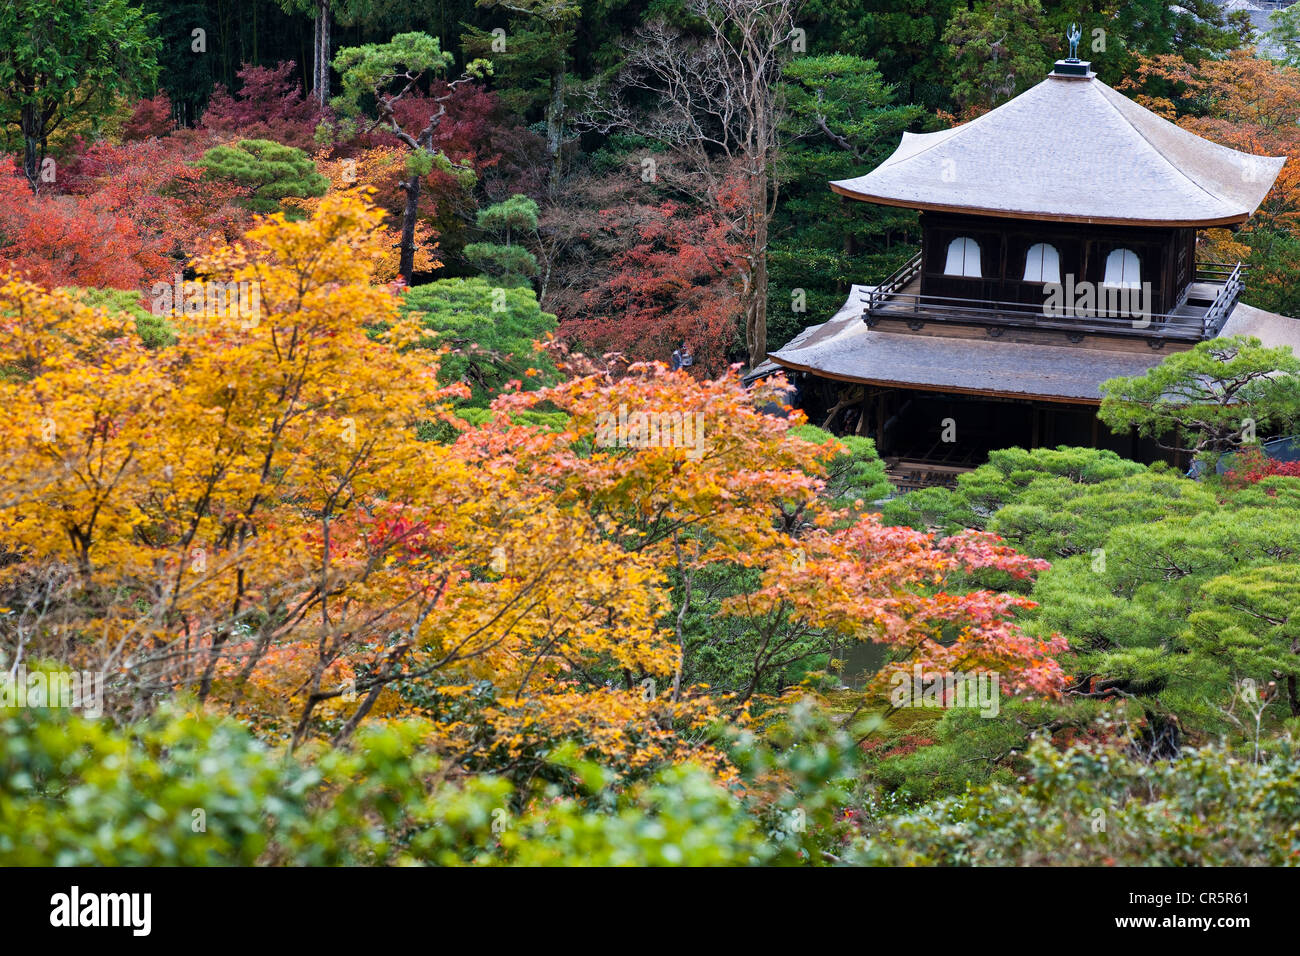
[753,51,1295,488]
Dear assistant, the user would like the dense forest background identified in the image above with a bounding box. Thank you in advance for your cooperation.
[7,0,1297,372]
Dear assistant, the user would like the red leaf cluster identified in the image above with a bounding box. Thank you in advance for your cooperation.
[558,195,745,373]
[122,91,176,142]
[203,61,326,151]
[1,132,248,290]
[1223,444,1300,488]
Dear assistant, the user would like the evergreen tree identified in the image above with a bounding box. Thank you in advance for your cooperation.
[770,54,923,348]
[330,32,488,282]
[941,0,1053,114]
[0,0,160,191]
[462,0,581,193]
[195,138,329,213]
[1099,336,1300,463]
[399,276,558,405]
[463,193,540,286]
[142,0,213,127]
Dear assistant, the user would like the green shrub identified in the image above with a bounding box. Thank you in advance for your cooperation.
[854,734,1300,866]
[61,287,177,348]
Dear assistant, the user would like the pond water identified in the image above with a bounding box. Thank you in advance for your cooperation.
[838,640,888,689]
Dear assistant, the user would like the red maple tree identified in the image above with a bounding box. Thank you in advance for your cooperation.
[0,164,166,289]
[2,130,247,291]
[204,61,327,151]
[557,193,745,372]
[122,92,175,142]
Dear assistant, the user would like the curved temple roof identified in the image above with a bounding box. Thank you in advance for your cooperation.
[830,72,1286,227]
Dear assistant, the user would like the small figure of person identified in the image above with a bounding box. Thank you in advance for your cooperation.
[671,341,694,371]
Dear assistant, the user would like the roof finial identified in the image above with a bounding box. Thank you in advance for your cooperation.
[1066,23,1082,61]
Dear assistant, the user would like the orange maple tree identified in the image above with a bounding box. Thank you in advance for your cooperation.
[728,517,1067,703]
[286,150,440,281]
[1119,50,1300,235]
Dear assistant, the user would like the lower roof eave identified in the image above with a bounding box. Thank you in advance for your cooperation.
[766,354,1105,406]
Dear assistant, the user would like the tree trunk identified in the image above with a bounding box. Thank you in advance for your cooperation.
[747,187,769,366]
[398,173,422,284]
[21,102,41,194]
[312,0,332,109]
[310,13,321,106]
[743,138,776,367]
[545,61,565,196]
[320,6,331,106]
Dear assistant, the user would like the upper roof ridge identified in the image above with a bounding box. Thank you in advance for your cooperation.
[828,70,1286,227]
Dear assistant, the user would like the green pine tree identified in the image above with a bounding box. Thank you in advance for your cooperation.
[463,194,540,287]
[195,138,329,214]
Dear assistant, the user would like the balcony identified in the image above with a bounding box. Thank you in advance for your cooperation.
[863,253,1243,345]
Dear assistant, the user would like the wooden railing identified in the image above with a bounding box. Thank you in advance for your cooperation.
[1202,261,1244,337]
[862,258,1245,342]
[865,290,1204,340]
[867,251,922,305]
[1196,261,1244,283]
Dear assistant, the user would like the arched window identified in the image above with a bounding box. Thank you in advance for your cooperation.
[1022,243,1061,283]
[944,237,982,277]
[1104,248,1141,287]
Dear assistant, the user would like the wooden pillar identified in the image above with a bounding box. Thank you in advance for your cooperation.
[876,390,888,456]
[1090,411,1099,449]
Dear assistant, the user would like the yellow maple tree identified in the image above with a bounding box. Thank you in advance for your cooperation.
[0,193,828,780]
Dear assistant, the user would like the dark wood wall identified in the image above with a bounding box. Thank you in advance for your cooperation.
[918,212,1196,316]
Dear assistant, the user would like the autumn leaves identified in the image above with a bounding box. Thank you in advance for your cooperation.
[0,193,1064,777]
